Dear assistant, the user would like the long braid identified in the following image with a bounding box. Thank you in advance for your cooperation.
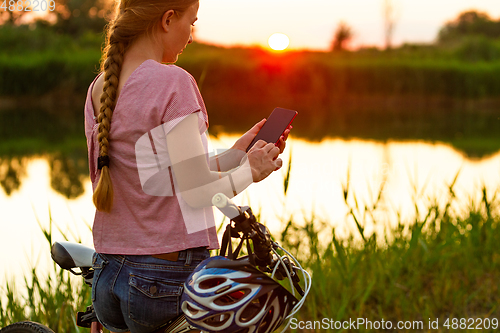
[92,20,125,212]
[91,0,199,212]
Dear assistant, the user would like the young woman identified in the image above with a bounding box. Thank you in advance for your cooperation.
[84,0,290,332]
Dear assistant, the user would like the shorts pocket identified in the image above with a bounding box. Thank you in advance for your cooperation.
[91,253,108,302]
[128,273,183,327]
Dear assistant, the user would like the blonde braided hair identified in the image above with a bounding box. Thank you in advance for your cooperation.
[93,0,199,212]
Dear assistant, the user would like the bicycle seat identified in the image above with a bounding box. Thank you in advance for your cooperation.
[51,241,95,270]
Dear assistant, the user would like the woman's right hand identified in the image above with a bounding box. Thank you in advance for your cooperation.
[247,140,283,182]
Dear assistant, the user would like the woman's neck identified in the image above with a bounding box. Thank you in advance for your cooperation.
[124,34,163,65]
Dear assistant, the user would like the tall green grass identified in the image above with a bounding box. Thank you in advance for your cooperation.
[0,218,91,333]
[278,165,500,332]
[1,159,499,332]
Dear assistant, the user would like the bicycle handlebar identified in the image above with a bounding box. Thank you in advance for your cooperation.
[213,193,272,262]
[213,193,279,266]
[212,193,242,219]
[212,193,305,297]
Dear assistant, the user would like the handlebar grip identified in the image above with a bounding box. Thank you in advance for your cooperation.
[212,193,242,219]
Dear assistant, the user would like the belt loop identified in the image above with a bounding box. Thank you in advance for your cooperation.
[185,249,193,266]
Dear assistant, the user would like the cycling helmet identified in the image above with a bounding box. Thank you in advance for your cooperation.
[181,256,298,333]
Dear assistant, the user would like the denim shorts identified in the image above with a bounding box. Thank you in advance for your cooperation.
[91,247,210,333]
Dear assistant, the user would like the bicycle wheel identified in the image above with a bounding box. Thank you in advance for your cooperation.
[0,321,55,333]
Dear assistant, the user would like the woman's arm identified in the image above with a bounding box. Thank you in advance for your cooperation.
[167,113,282,208]
[208,148,246,172]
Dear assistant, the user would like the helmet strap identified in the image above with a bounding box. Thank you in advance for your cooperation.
[219,206,274,269]
[220,222,249,260]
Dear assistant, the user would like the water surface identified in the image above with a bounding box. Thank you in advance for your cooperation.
[1,136,499,286]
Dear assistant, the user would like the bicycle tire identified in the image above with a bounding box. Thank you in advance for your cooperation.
[0,321,55,333]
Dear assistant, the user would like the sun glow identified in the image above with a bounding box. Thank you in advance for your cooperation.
[268,33,289,51]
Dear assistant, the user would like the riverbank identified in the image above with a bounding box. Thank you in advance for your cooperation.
[2,42,500,99]
[1,42,500,158]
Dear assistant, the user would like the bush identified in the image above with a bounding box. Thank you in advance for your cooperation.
[0,24,76,54]
[454,36,500,62]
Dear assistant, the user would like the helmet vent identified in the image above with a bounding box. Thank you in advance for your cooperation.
[204,313,231,327]
[199,277,227,289]
[214,288,250,305]
[240,294,268,322]
[235,329,250,333]
[185,302,199,315]
[257,306,275,333]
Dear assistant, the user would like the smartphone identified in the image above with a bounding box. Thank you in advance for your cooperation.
[246,107,298,152]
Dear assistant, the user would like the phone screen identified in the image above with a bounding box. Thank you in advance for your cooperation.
[246,107,298,152]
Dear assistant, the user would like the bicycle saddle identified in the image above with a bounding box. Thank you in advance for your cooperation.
[51,241,95,270]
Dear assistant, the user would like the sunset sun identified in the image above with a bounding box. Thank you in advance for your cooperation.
[268,33,290,51]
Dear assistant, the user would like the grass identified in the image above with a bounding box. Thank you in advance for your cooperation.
[0,218,91,333]
[278,166,500,332]
[1,159,499,332]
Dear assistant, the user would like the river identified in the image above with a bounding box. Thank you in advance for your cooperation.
[1,135,499,287]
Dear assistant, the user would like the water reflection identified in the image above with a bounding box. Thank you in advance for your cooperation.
[0,106,87,198]
[0,153,87,199]
[0,157,26,195]
[0,104,499,200]
[0,138,499,204]
[1,138,499,288]
[48,153,87,199]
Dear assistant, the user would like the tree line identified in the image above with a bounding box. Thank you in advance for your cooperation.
[331,9,500,53]
[1,2,500,66]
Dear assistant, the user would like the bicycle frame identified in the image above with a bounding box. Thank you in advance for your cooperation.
[44,193,310,333]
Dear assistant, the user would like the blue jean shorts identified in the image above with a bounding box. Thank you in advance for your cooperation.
[91,247,210,333]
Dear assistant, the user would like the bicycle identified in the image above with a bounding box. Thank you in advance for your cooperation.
[1,193,310,333]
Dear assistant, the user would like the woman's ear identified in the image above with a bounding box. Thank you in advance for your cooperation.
[160,10,175,33]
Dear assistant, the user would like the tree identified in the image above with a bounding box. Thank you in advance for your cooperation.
[49,0,113,36]
[0,3,34,25]
[0,0,112,36]
[382,0,398,49]
[438,10,500,43]
[331,21,353,51]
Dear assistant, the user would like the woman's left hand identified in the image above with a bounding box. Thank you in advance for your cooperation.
[275,126,292,154]
[232,119,292,154]
[231,119,266,152]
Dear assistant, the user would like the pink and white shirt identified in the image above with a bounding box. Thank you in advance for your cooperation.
[84,59,219,255]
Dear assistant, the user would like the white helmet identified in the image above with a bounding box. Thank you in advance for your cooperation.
[181,256,298,333]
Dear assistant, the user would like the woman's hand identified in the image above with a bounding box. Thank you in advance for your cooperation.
[231,119,266,152]
[276,126,292,154]
[232,119,292,154]
[247,141,282,182]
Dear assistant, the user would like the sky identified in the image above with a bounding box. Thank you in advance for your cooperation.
[195,0,500,51]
